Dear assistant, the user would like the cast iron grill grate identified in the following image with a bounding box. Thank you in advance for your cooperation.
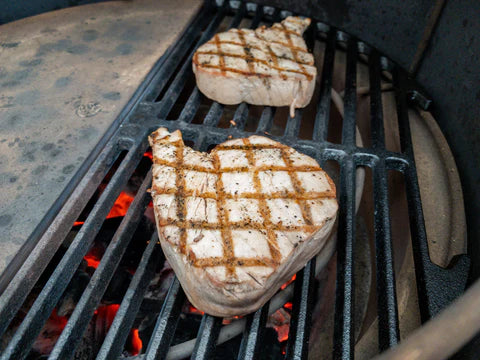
[0,1,470,359]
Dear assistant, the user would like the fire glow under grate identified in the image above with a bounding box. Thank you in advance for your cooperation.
[0,1,470,359]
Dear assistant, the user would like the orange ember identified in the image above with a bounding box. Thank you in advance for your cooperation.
[96,304,120,325]
[50,308,68,330]
[284,302,293,310]
[32,309,68,354]
[143,151,153,160]
[188,305,205,316]
[222,315,242,325]
[281,274,296,290]
[73,191,135,228]
[84,254,101,269]
[129,329,143,355]
[275,324,289,342]
[268,308,291,344]
[96,304,142,355]
[107,192,134,219]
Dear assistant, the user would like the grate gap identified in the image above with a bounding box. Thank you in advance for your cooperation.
[387,170,420,341]
[382,85,401,153]
[165,74,198,120]
[72,150,128,225]
[153,34,202,104]
[244,105,265,133]
[217,105,241,129]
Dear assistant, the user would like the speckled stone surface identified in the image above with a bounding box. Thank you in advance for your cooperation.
[0,0,201,275]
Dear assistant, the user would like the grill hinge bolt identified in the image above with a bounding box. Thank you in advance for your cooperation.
[407,90,432,110]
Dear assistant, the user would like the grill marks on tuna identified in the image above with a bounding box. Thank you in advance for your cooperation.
[149,128,338,316]
[192,16,317,117]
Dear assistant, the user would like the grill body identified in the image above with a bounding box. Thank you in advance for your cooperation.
[0,1,476,359]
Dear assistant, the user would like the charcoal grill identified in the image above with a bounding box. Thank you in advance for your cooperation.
[0,1,474,359]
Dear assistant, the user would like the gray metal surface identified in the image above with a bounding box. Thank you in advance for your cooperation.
[0,0,201,276]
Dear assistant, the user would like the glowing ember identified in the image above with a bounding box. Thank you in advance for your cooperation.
[284,302,293,310]
[84,254,101,269]
[32,309,68,354]
[143,151,153,160]
[188,305,205,316]
[96,304,120,325]
[280,274,296,290]
[222,315,242,325]
[95,304,142,355]
[267,308,291,343]
[276,326,289,342]
[129,329,143,355]
[49,309,68,330]
[72,190,135,228]
[107,192,134,219]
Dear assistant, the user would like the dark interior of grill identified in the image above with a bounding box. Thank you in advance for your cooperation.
[0,0,479,359]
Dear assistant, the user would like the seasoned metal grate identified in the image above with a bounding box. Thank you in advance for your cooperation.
[0,1,470,360]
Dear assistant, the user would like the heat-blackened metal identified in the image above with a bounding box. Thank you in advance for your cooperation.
[97,232,164,360]
[285,258,316,360]
[0,1,470,359]
[144,278,186,360]
[237,301,269,360]
[369,50,400,350]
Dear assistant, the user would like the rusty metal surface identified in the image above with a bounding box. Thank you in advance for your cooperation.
[0,0,201,275]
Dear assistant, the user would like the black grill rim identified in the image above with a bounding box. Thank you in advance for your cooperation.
[0,1,470,360]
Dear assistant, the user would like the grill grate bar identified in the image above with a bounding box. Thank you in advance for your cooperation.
[369,50,386,149]
[97,231,164,360]
[228,0,247,28]
[49,172,154,360]
[313,30,336,142]
[237,302,269,360]
[256,107,275,133]
[146,114,410,164]
[191,315,223,359]
[369,47,400,350]
[341,38,358,146]
[144,277,186,360]
[284,110,303,138]
[372,163,400,349]
[202,102,225,127]
[331,28,359,360]
[333,159,356,360]
[231,103,249,130]
[285,258,316,360]
[250,2,264,28]
[0,141,146,360]
[178,87,202,123]
[156,9,227,119]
